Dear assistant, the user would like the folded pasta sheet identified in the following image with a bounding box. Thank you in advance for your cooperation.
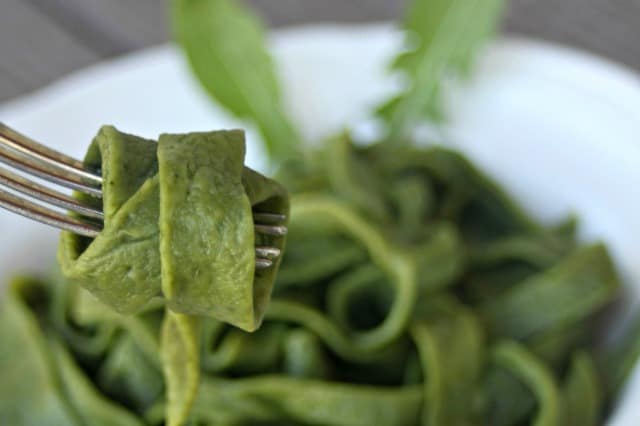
[58,126,288,332]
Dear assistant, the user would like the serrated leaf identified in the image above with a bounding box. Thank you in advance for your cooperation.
[376,85,446,124]
[379,0,506,138]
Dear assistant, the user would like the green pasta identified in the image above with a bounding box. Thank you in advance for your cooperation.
[59,126,288,331]
[1,0,638,423]
[0,134,630,425]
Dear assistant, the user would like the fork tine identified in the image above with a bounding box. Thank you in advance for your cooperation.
[0,181,283,269]
[0,166,104,220]
[255,246,281,259]
[0,187,282,264]
[255,258,273,269]
[0,143,103,198]
[254,224,288,237]
[0,184,286,256]
[0,124,287,267]
[0,123,102,197]
[0,188,101,238]
[0,123,85,169]
[253,212,287,224]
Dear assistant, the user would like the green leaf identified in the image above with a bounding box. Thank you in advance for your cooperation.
[173,0,301,161]
[378,0,506,137]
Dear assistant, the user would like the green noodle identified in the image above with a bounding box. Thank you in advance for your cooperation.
[0,133,627,425]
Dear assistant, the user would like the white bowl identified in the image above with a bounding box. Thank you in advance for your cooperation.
[1,24,640,424]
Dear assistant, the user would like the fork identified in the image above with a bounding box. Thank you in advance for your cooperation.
[0,123,286,269]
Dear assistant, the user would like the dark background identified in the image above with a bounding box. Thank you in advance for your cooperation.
[1,0,639,102]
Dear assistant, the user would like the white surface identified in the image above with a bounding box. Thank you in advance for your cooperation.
[1,24,640,423]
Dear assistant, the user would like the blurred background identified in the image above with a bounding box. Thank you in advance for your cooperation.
[1,0,639,103]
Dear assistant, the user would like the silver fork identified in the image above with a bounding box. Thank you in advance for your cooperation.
[0,123,286,269]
